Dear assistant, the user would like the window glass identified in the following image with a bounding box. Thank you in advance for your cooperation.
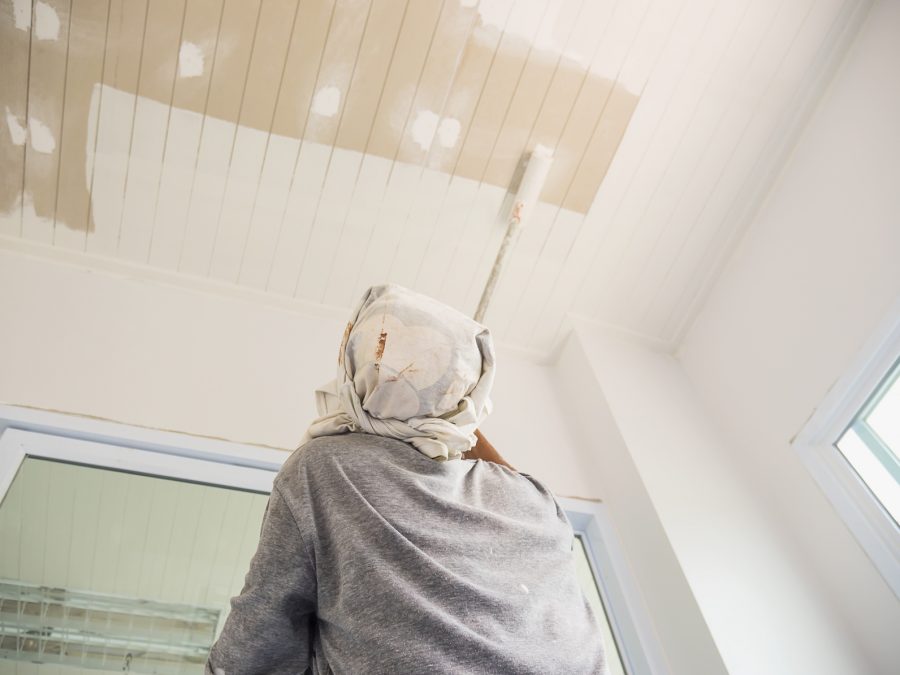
[573,535,627,675]
[835,358,900,526]
[865,366,900,455]
[0,457,267,674]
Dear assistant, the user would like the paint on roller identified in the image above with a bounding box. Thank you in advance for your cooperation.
[28,117,56,154]
[178,42,204,78]
[312,86,341,117]
[5,108,27,146]
[510,144,554,226]
[34,1,60,41]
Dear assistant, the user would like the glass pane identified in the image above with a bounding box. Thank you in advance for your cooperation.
[866,366,900,455]
[836,428,900,524]
[573,535,627,675]
[0,457,269,674]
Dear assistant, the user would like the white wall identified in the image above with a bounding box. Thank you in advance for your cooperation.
[572,326,871,674]
[678,0,900,672]
[0,245,597,500]
[556,331,728,675]
[0,247,340,451]
[479,348,598,499]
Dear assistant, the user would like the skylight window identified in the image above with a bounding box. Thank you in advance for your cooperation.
[835,357,900,525]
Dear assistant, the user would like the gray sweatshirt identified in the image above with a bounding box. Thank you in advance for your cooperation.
[206,433,606,674]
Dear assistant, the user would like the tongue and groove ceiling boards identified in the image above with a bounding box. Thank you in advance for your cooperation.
[0,0,868,355]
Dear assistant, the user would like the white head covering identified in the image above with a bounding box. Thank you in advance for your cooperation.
[299,284,496,461]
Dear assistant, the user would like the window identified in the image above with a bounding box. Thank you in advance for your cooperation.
[0,409,282,674]
[834,357,900,524]
[792,306,900,598]
[574,535,627,675]
[560,497,668,675]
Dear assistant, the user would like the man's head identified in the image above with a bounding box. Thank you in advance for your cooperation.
[302,284,495,461]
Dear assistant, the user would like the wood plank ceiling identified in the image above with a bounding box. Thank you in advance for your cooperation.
[0,0,865,355]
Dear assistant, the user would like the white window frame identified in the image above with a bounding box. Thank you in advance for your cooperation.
[0,405,284,499]
[0,404,667,673]
[792,299,900,599]
[558,496,671,675]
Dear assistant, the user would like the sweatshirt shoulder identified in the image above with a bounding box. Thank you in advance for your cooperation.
[277,436,344,481]
[277,434,405,482]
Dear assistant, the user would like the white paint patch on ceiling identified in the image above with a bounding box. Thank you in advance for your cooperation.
[5,107,27,146]
[177,41,204,78]
[411,112,460,150]
[437,118,461,149]
[411,110,439,151]
[311,86,341,117]
[27,117,55,154]
[12,0,31,31]
[34,1,60,41]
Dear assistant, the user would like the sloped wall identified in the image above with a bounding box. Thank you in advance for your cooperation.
[678,0,900,672]
[568,326,873,673]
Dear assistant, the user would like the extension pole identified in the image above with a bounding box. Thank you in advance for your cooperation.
[474,145,554,323]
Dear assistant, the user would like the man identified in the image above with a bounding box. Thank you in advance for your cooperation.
[206,284,606,674]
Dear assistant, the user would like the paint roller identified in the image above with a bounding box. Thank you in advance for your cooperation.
[474,145,554,323]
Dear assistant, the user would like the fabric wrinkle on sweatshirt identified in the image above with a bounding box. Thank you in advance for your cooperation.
[206,433,607,675]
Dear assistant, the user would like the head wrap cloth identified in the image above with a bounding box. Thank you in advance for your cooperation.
[300,284,496,461]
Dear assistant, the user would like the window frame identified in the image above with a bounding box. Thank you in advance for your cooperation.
[558,496,671,675]
[791,300,900,598]
[842,359,900,488]
[0,404,668,674]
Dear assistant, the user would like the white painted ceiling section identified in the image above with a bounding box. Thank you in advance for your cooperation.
[0,0,870,356]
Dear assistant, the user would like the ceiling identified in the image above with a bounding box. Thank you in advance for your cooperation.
[0,0,868,355]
